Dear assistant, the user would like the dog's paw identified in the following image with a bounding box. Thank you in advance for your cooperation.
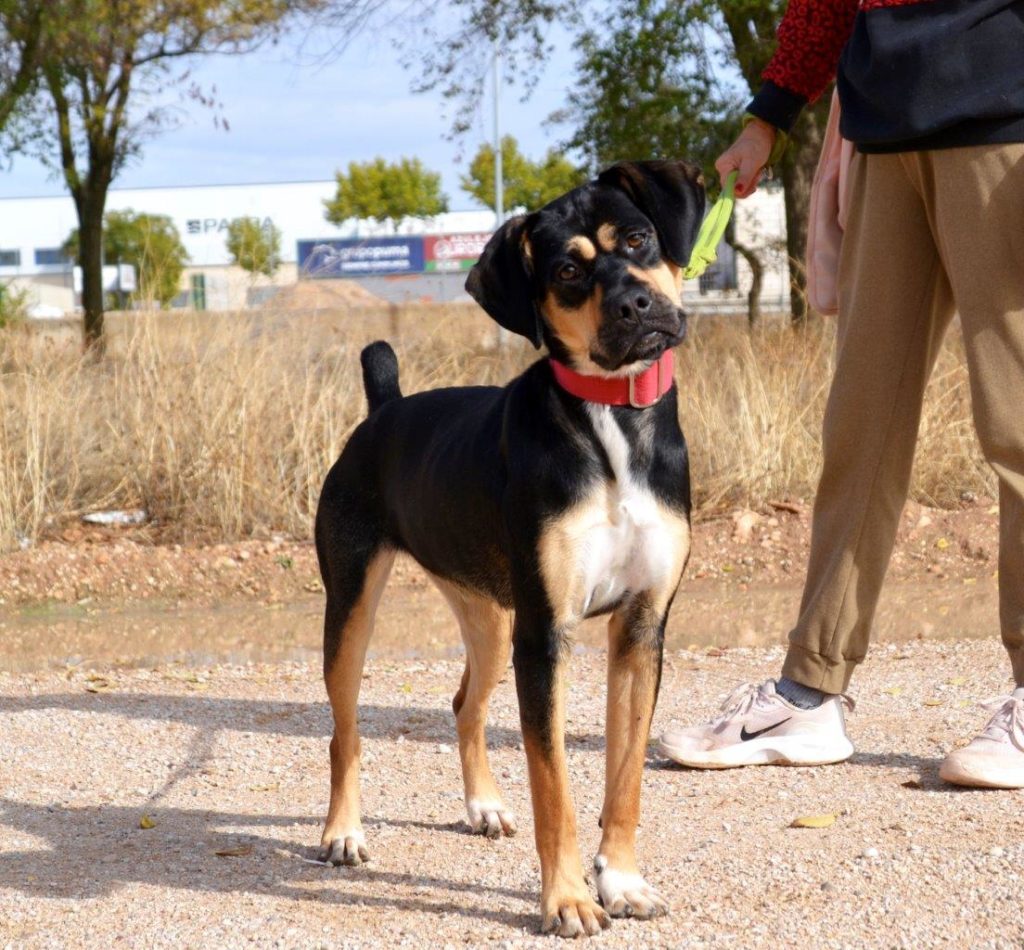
[318,829,369,867]
[541,893,611,938]
[593,856,668,919]
[466,798,517,839]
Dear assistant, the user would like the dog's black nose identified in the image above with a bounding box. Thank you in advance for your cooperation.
[619,290,652,321]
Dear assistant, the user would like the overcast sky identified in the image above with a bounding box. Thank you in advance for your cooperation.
[0,15,577,211]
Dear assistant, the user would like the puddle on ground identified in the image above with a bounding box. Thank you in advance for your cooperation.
[0,576,1001,673]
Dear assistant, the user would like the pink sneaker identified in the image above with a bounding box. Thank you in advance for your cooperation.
[659,680,855,769]
[940,689,1024,789]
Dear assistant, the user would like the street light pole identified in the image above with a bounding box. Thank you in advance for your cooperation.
[493,47,508,348]
[493,49,504,229]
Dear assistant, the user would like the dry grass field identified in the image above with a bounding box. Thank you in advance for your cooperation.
[0,305,991,553]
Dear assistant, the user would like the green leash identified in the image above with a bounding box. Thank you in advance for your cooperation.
[683,170,738,280]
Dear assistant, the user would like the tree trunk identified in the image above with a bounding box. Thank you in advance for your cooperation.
[780,98,830,326]
[730,238,764,327]
[77,186,108,350]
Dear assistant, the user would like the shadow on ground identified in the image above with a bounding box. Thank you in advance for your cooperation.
[0,692,606,748]
[0,796,537,930]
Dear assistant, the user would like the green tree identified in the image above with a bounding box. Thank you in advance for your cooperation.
[226,217,283,278]
[324,157,448,230]
[0,1,45,133]
[0,0,375,348]
[0,280,29,327]
[460,135,585,213]
[406,0,827,325]
[64,210,189,309]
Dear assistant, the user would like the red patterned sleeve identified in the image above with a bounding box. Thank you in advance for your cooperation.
[763,0,860,101]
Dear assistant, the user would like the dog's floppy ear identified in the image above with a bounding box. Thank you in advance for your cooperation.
[597,160,706,267]
[465,215,542,348]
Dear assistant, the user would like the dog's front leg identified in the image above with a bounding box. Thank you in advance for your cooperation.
[513,607,610,938]
[594,597,670,920]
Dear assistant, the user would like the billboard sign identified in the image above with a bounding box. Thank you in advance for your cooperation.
[424,232,491,272]
[297,237,425,278]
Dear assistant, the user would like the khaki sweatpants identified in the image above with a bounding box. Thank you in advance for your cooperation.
[783,143,1024,694]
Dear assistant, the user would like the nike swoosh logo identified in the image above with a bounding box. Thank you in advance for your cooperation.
[740,718,792,741]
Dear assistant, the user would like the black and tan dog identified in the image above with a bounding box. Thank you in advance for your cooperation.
[314,160,705,938]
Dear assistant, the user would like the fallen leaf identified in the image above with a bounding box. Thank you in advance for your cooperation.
[790,814,837,829]
[85,677,110,693]
[923,699,943,707]
[884,686,903,696]
[946,677,967,686]
[215,845,254,857]
[935,538,950,550]
[705,647,724,658]
[400,682,413,694]
[901,779,923,789]
[139,815,156,829]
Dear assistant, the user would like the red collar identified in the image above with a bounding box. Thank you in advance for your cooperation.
[548,350,675,408]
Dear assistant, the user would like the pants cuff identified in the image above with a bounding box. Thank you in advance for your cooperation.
[781,644,863,695]
[1006,644,1024,687]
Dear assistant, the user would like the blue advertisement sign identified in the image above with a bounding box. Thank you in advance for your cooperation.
[297,237,425,278]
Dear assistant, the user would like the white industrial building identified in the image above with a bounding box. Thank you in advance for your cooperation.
[0,178,790,315]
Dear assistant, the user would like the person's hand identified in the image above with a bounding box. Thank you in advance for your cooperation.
[715,118,777,198]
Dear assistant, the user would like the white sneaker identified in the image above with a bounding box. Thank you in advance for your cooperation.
[940,688,1024,789]
[659,680,855,769]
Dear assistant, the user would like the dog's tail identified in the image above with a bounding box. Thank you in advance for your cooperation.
[360,341,402,414]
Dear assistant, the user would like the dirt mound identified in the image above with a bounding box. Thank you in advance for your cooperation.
[265,279,383,310]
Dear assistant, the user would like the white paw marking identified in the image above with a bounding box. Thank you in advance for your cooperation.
[319,828,369,866]
[594,855,669,919]
[466,798,517,838]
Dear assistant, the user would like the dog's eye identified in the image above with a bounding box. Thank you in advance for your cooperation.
[626,232,648,250]
[558,263,580,281]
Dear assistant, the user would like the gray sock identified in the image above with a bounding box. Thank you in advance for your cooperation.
[776,676,829,710]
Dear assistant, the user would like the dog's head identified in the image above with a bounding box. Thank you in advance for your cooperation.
[465,160,705,374]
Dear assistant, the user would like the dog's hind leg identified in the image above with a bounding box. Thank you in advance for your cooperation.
[431,578,517,839]
[316,500,394,866]
[593,595,670,920]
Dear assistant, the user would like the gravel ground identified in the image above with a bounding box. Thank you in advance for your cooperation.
[3,638,1023,948]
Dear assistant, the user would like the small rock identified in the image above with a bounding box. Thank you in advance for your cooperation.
[731,510,761,544]
[437,743,453,754]
[990,846,1005,858]
[862,847,879,859]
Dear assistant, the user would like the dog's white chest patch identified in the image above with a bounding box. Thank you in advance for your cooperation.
[541,406,683,620]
